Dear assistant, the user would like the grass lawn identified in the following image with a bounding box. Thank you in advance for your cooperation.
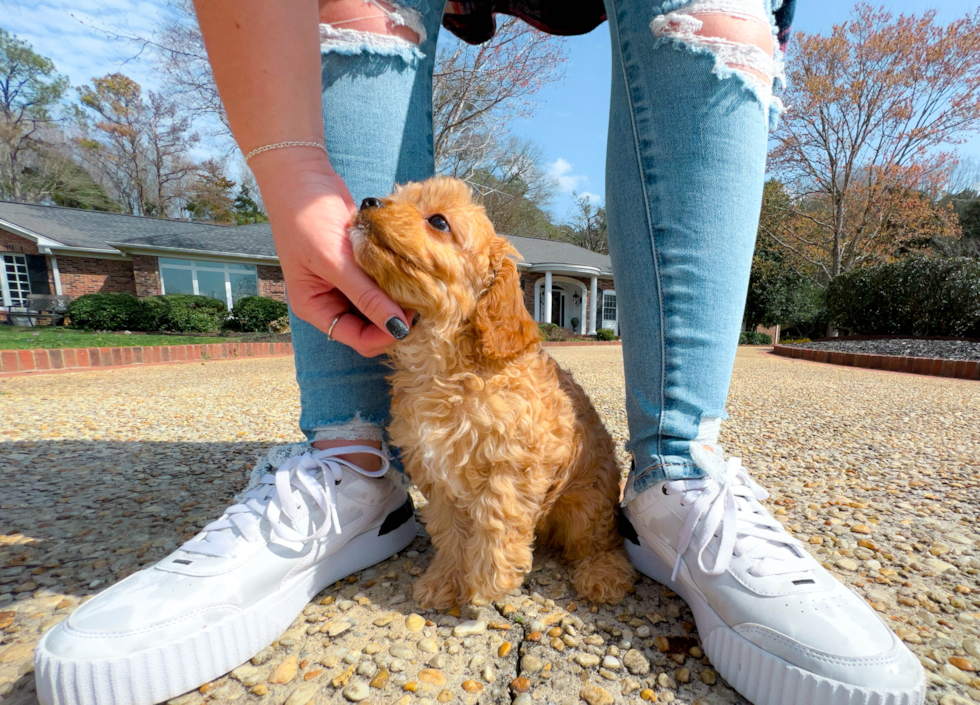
[0,326,244,350]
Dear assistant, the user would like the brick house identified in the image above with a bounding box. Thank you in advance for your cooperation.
[0,201,618,334]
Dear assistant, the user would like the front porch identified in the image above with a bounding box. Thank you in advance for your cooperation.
[522,264,618,336]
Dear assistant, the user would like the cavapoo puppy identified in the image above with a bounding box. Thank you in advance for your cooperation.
[350,176,635,608]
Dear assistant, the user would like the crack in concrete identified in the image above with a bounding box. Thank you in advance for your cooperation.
[487,599,527,704]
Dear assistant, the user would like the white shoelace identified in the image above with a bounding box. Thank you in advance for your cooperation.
[181,446,390,559]
[667,444,812,582]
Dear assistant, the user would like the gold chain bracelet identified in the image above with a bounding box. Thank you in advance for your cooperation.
[243,141,328,163]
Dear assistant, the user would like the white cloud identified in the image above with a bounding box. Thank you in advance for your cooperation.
[3,0,168,92]
[549,157,589,193]
[578,191,603,206]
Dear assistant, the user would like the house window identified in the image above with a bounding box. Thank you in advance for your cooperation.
[158,258,258,309]
[1,254,31,307]
[602,291,617,322]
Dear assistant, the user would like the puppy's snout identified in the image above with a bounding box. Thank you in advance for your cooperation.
[361,197,384,210]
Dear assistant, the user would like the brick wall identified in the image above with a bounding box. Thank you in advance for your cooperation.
[520,275,535,314]
[57,256,137,297]
[258,265,286,302]
[0,228,40,255]
[133,255,162,297]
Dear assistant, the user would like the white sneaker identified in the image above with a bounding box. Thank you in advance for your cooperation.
[34,444,417,705]
[621,444,925,705]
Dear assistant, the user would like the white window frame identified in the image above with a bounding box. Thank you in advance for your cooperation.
[158,258,258,309]
[601,288,619,335]
[1,253,31,308]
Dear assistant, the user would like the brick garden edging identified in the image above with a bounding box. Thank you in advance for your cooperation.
[772,344,980,381]
[541,341,622,347]
[0,342,293,376]
[0,340,621,376]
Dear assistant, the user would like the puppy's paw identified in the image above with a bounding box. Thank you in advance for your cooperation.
[572,550,636,605]
[413,568,461,609]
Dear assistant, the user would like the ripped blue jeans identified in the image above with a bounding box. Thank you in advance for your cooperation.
[290,0,783,497]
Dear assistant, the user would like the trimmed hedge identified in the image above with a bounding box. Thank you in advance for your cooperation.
[739,331,772,345]
[595,328,616,341]
[67,292,144,331]
[139,295,229,333]
[827,257,980,337]
[231,296,288,332]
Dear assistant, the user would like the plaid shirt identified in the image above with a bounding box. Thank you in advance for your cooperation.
[443,0,797,50]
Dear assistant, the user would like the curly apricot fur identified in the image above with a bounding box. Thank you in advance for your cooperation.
[351,177,635,608]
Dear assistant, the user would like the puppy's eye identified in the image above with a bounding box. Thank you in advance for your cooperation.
[427,214,451,233]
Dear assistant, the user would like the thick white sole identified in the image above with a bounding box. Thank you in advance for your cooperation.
[34,515,418,705]
[626,538,926,705]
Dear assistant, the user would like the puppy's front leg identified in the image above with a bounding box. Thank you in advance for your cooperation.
[463,486,536,603]
[414,492,472,609]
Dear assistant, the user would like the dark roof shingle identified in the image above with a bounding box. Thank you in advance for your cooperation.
[0,201,612,273]
[0,200,228,251]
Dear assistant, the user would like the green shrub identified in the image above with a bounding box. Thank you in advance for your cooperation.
[739,331,772,345]
[595,328,616,341]
[67,293,144,331]
[571,317,580,330]
[231,296,288,332]
[139,294,229,333]
[827,256,980,337]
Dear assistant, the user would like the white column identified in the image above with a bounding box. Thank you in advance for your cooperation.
[588,276,598,335]
[578,284,587,335]
[50,255,63,295]
[533,279,540,321]
[544,271,552,324]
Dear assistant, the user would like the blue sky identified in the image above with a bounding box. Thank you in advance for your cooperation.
[2,0,979,220]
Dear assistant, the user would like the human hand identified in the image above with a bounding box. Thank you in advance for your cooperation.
[254,153,410,357]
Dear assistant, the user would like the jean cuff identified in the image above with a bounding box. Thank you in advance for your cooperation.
[623,456,705,502]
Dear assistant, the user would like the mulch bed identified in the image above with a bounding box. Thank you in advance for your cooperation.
[788,337,980,361]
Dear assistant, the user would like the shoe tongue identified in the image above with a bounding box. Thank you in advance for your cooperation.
[689,447,805,567]
[181,479,276,557]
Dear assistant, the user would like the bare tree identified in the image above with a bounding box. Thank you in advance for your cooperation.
[558,192,607,253]
[433,17,567,179]
[465,136,558,235]
[76,73,199,217]
[112,6,568,167]
[946,156,980,194]
[154,0,232,145]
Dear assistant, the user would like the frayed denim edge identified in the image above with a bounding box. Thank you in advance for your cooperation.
[649,0,786,129]
[320,25,425,66]
[651,33,782,125]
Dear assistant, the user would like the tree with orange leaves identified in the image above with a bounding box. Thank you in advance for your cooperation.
[769,4,980,286]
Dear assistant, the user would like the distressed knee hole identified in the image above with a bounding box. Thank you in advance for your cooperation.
[320,0,425,63]
[652,0,784,111]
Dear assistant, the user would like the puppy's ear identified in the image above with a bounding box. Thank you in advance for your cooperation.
[474,237,540,359]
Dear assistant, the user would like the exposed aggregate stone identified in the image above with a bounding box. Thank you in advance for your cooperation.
[0,348,978,704]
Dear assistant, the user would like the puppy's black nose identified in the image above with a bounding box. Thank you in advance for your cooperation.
[361,197,384,210]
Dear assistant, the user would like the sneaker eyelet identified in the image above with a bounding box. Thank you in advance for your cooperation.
[662,486,669,495]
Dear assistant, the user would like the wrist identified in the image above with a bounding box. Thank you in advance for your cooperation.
[248,145,338,189]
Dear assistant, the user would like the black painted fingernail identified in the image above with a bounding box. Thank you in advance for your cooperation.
[386,317,410,340]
